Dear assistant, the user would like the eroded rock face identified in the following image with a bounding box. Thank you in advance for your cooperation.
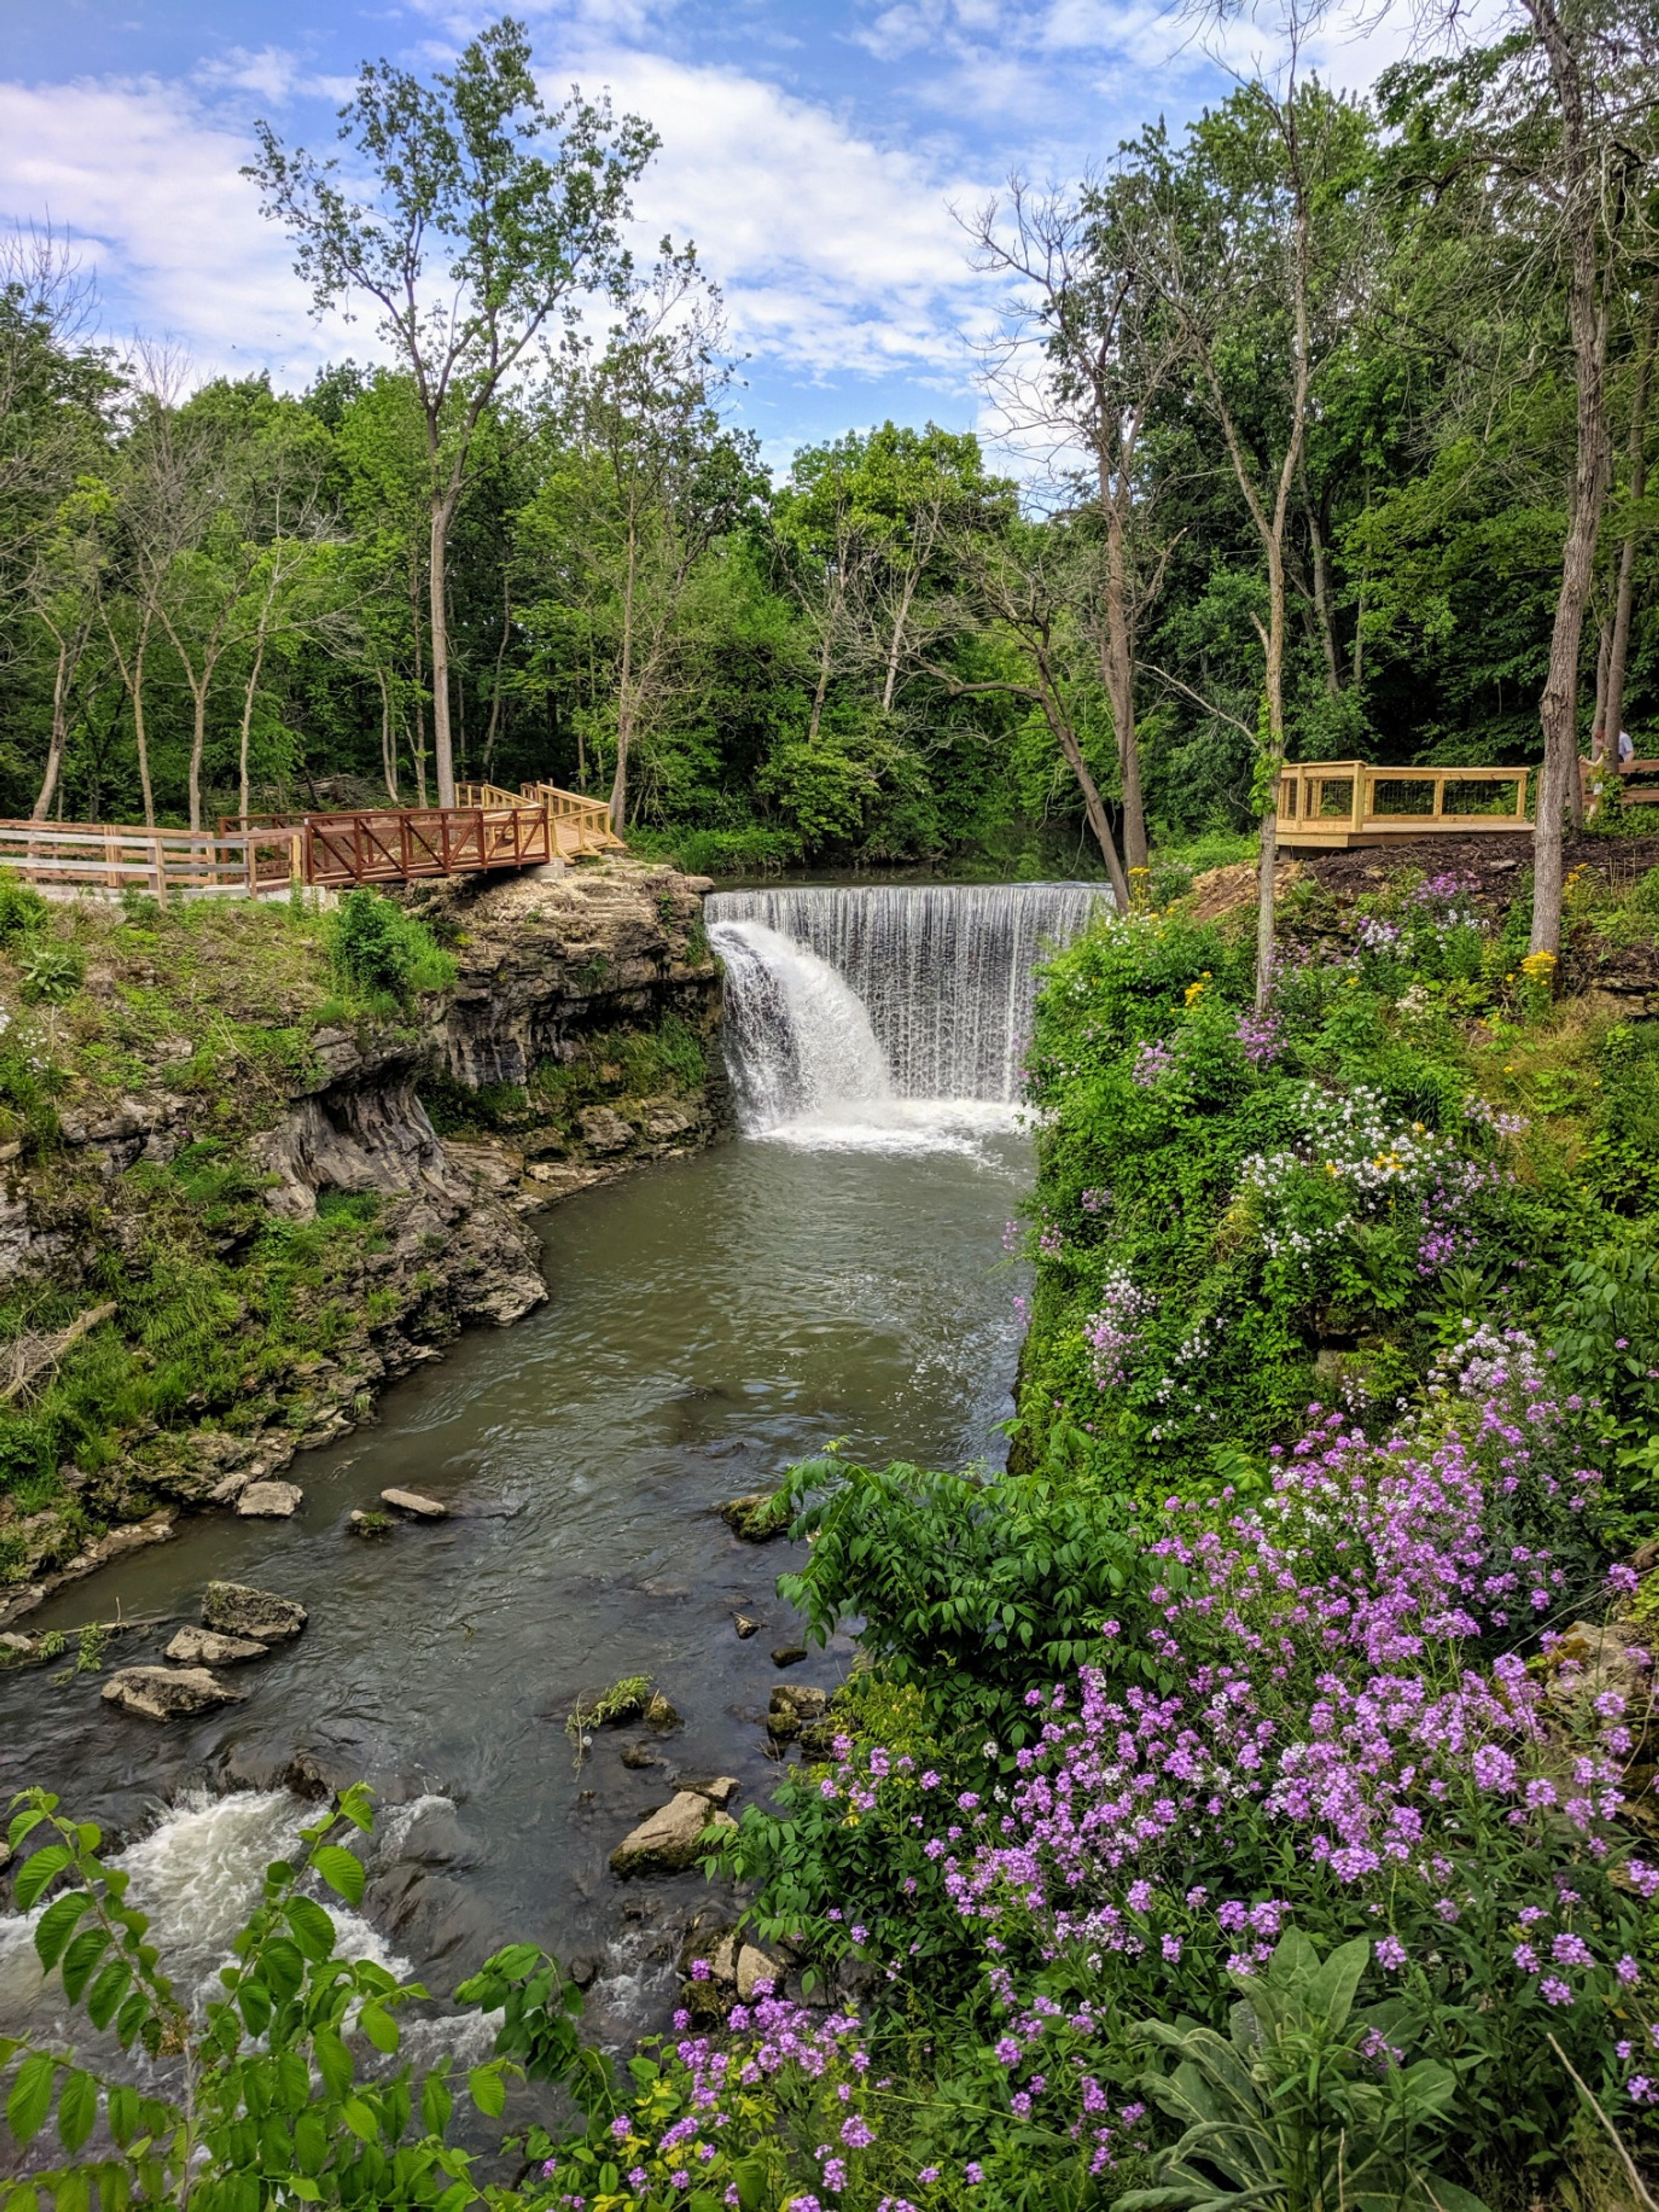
[203,1581,308,1644]
[610,1790,736,1877]
[102,1666,246,1721]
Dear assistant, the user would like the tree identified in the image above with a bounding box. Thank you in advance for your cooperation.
[969,178,1186,873]
[247,16,656,808]
[1131,67,1372,998]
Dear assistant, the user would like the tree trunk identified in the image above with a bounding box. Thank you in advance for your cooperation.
[188,685,209,834]
[1032,636,1131,906]
[1525,0,1611,960]
[1606,289,1658,763]
[1101,478,1147,871]
[609,519,640,835]
[1307,493,1341,699]
[882,569,918,715]
[238,637,267,824]
[429,496,458,808]
[1255,534,1291,1009]
[133,626,156,829]
[33,632,71,821]
[807,621,834,745]
[377,668,400,802]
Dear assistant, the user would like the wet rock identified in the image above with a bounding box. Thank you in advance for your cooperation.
[348,1510,393,1537]
[102,1666,247,1722]
[610,1791,736,1878]
[719,1491,788,1542]
[362,1864,504,1975]
[766,1684,830,1744]
[675,1774,740,1808]
[641,1104,693,1141]
[771,1645,807,1669]
[578,1106,633,1155]
[165,1626,270,1667]
[203,1581,308,1644]
[381,1487,447,1519]
[569,1952,604,1990]
[734,1615,761,1640]
[396,1803,479,1869]
[645,1692,680,1729]
[0,1631,34,1658]
[737,1943,785,2001]
[619,1741,660,1770]
[235,1481,303,1519]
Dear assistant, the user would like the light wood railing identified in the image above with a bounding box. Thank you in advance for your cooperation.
[0,820,304,903]
[1276,760,1532,849]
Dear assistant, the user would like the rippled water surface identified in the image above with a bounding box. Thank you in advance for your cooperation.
[0,1124,1030,2044]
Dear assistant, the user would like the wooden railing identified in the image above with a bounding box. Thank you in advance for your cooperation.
[225,804,553,888]
[454,779,623,859]
[0,820,304,904]
[1276,760,1532,849]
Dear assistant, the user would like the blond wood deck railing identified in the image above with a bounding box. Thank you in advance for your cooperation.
[226,804,555,888]
[0,820,305,904]
[1276,760,1532,849]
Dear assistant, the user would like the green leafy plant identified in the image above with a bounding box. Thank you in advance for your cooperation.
[0,1786,532,2209]
[0,871,51,942]
[18,940,86,1004]
[329,887,454,1007]
[1120,1932,1487,2212]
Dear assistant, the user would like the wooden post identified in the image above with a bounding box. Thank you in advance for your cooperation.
[1516,769,1529,823]
[1351,766,1365,834]
[153,832,168,910]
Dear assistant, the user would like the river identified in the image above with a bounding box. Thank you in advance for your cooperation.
[0,882,1104,2056]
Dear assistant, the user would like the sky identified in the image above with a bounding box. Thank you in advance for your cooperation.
[0,0,1427,473]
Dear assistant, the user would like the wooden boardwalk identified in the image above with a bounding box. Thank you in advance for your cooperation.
[0,783,622,904]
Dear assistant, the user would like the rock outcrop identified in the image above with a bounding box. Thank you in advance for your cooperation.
[164,1626,269,1666]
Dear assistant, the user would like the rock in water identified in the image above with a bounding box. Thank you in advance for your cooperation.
[380,1488,447,1519]
[734,1615,761,1640]
[102,1667,247,1722]
[165,1627,270,1667]
[771,1644,807,1669]
[674,1774,740,1807]
[766,1684,829,1743]
[202,1581,308,1644]
[235,1481,303,1518]
[610,1791,736,1877]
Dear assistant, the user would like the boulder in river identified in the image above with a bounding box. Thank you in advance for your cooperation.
[675,1773,739,1807]
[766,1684,830,1745]
[610,1790,735,1878]
[718,1491,789,1542]
[102,1666,248,1722]
[734,1614,761,1639]
[235,1481,303,1518]
[165,1626,270,1667]
[771,1644,807,1669]
[202,1581,308,1644]
[381,1488,447,1519]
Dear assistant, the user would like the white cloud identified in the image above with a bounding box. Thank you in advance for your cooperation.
[0,75,355,383]
[580,51,995,382]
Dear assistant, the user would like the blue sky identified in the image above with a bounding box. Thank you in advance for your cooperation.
[1,0,1412,471]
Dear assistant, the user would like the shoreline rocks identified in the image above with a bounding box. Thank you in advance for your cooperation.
[164,1626,269,1667]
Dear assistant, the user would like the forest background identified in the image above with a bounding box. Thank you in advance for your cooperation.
[1,3,1656,895]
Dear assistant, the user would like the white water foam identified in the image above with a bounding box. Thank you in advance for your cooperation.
[0,1789,495,2068]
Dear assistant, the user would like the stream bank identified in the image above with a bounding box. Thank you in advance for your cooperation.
[0,859,728,1618]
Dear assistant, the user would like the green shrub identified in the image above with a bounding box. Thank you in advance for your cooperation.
[0,871,50,942]
[329,887,454,1005]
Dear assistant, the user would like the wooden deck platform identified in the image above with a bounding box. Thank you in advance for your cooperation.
[1276,760,1532,850]
[0,781,625,904]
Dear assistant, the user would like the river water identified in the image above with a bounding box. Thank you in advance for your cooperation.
[0,882,1103,2057]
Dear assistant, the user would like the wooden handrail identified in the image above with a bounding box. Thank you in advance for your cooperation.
[1275,759,1533,846]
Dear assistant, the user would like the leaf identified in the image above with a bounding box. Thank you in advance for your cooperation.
[340,2097,378,2144]
[283,1897,337,1965]
[14,1846,73,1914]
[421,2071,453,2138]
[60,1925,112,2005]
[1307,1935,1371,2034]
[6,2051,56,2145]
[32,1889,92,1975]
[311,1847,365,1910]
[56,2068,98,2156]
[467,2066,505,2119]
[107,2084,140,2146]
[359,2000,399,2056]
[313,2027,353,2103]
[6,1810,45,1854]
[284,2181,322,2203]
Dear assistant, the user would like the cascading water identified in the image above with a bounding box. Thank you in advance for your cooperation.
[709,883,1109,1138]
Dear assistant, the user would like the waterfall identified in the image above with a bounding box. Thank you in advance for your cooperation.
[709,883,1109,1137]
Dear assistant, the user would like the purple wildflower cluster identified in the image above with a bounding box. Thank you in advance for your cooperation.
[918,1331,1657,2100]
[1131,1039,1176,1088]
[1084,1271,1157,1390]
[1234,1009,1282,1066]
